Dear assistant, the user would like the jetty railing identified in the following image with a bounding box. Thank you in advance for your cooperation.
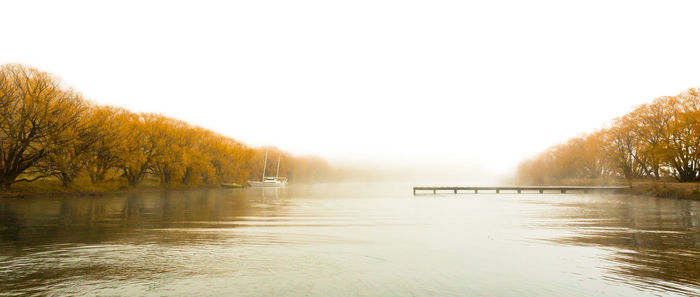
[413,186,629,195]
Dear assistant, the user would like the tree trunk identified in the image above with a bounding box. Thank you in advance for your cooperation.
[0,173,21,191]
[58,172,74,187]
[91,168,107,184]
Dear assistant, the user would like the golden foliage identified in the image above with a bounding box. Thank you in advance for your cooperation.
[0,64,336,190]
[517,88,700,184]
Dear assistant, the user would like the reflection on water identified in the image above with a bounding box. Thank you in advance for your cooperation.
[0,184,699,296]
[528,196,700,295]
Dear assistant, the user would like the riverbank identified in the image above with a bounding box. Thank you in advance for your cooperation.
[626,182,700,200]
[0,176,234,199]
[516,177,700,200]
[5,177,699,201]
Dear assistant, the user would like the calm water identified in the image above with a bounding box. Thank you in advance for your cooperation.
[1,183,699,296]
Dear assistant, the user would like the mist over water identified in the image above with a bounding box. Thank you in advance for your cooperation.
[1,183,699,296]
[334,160,508,186]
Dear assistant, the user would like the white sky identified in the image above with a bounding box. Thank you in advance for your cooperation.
[3,0,700,179]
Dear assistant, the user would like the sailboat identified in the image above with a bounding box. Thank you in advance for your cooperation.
[248,150,288,187]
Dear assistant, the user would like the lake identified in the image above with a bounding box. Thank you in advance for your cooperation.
[1,183,699,296]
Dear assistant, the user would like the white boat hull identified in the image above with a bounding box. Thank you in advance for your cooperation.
[248,181,287,187]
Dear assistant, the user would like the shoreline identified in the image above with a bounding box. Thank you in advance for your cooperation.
[0,184,232,199]
[2,181,700,201]
[624,182,700,201]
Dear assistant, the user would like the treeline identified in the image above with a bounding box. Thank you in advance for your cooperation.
[517,88,700,184]
[0,64,335,191]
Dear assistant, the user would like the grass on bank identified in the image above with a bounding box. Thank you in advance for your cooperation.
[531,178,700,200]
[627,181,700,200]
[1,172,222,197]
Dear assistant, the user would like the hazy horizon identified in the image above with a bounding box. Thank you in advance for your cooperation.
[4,0,700,180]
[4,2,700,296]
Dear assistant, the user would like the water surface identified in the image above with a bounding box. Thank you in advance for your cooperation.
[1,183,699,296]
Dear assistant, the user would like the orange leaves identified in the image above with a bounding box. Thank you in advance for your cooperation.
[1,63,335,190]
[0,64,87,188]
[517,88,700,184]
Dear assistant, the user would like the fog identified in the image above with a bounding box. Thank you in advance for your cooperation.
[3,0,700,183]
[332,156,505,185]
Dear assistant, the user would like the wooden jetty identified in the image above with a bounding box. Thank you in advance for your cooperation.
[413,186,629,195]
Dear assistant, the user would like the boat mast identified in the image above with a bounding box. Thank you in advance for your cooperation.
[261,149,268,181]
[276,153,281,178]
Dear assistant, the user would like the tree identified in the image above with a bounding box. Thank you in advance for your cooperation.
[517,88,700,184]
[0,64,338,191]
[34,101,94,187]
[607,118,643,179]
[662,90,700,181]
[116,112,157,186]
[84,106,125,184]
[0,64,85,189]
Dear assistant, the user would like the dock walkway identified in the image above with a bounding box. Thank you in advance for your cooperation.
[413,186,629,195]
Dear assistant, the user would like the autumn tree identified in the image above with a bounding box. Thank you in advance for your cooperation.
[518,88,700,184]
[84,106,125,183]
[33,100,94,186]
[607,118,644,179]
[148,115,186,185]
[116,112,158,186]
[662,89,700,181]
[0,64,85,189]
[0,64,337,191]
